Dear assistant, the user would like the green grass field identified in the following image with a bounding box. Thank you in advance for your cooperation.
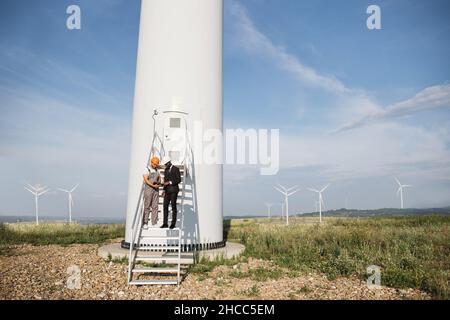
[0,222,124,246]
[224,216,450,299]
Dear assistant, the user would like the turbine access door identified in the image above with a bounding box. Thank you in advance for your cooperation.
[161,113,187,165]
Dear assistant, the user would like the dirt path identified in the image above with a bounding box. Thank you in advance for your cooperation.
[0,244,430,300]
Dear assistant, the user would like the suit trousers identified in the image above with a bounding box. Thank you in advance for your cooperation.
[163,191,178,227]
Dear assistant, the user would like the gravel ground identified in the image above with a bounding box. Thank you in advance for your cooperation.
[0,243,431,300]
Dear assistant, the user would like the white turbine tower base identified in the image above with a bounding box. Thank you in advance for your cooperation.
[274,185,300,226]
[58,184,79,223]
[395,178,412,209]
[24,184,50,226]
[307,184,330,224]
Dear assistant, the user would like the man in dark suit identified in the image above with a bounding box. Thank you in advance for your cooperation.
[161,156,181,229]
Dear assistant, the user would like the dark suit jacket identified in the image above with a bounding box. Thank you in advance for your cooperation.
[164,165,181,194]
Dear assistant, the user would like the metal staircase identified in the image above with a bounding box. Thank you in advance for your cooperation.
[127,111,192,286]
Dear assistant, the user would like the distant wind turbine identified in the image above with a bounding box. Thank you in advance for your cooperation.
[395,178,412,209]
[24,184,50,225]
[279,202,284,220]
[274,184,300,226]
[307,184,330,223]
[264,203,273,219]
[314,200,319,213]
[58,184,79,223]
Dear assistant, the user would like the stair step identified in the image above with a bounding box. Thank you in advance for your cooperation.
[141,229,181,234]
[140,236,179,240]
[132,267,179,274]
[136,246,180,251]
[129,279,178,286]
[135,256,181,262]
[142,227,180,231]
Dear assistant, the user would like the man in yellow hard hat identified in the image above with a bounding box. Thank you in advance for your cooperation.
[142,156,161,228]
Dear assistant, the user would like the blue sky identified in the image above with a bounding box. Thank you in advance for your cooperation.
[1,0,449,219]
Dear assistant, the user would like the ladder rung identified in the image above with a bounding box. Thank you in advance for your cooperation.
[132,267,179,273]
[159,172,184,176]
[158,197,183,199]
[129,279,178,286]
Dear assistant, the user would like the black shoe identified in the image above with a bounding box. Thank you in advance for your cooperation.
[160,225,168,229]
[169,224,176,229]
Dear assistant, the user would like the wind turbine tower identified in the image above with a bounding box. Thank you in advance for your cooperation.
[264,203,273,219]
[24,184,50,225]
[274,185,300,226]
[279,202,284,220]
[58,184,79,223]
[307,184,330,223]
[395,178,412,209]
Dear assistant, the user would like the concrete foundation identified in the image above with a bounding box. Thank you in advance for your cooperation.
[98,242,245,264]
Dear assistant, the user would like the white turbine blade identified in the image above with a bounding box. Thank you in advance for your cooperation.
[38,188,50,196]
[403,185,412,188]
[70,184,79,193]
[277,184,287,191]
[286,185,299,192]
[274,186,285,194]
[26,183,36,191]
[24,186,35,194]
[394,177,402,187]
[287,189,300,196]
[36,187,48,194]
[307,188,319,193]
[397,187,402,196]
[320,184,330,193]
[57,188,69,193]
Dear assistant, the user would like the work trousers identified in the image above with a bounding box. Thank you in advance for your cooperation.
[143,186,159,225]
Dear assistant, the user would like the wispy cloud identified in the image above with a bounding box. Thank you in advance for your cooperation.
[332,84,450,133]
[228,0,350,94]
[0,44,127,108]
[228,1,450,137]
